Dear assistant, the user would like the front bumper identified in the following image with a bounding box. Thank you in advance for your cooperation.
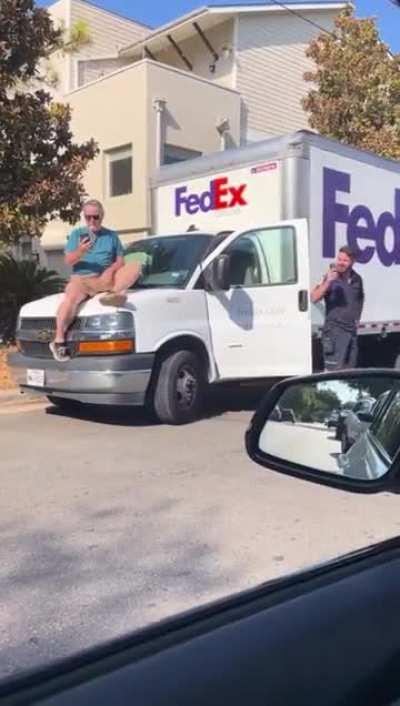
[9,352,155,406]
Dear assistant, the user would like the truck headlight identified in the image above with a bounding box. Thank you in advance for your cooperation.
[80,312,134,332]
[71,312,135,349]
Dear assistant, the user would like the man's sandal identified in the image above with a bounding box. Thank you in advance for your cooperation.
[99,292,127,307]
[49,342,71,362]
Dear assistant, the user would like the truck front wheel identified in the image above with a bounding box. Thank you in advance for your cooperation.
[152,350,206,425]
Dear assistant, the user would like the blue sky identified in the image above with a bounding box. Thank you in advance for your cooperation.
[37,1,400,52]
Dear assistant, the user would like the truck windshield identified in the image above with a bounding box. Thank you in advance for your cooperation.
[124,234,214,289]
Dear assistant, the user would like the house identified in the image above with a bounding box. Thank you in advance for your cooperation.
[39,1,347,273]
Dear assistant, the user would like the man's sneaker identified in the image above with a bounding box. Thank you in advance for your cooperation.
[49,342,71,362]
[99,292,127,307]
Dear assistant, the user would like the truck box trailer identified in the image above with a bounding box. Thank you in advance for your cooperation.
[10,131,400,423]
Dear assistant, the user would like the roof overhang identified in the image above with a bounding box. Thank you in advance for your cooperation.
[119,3,349,60]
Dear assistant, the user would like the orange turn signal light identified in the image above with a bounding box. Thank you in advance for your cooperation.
[78,339,134,355]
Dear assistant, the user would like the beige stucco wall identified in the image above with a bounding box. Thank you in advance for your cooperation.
[145,60,241,173]
[236,9,340,138]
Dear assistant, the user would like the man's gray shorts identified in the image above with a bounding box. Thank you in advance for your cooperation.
[321,325,358,371]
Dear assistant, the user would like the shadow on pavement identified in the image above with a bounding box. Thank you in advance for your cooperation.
[45,384,271,427]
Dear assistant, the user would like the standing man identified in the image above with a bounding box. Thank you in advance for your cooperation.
[50,199,141,362]
[311,246,364,371]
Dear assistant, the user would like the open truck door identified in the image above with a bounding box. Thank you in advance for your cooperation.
[203,219,312,379]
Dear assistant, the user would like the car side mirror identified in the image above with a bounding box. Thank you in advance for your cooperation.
[245,371,400,493]
[203,254,230,291]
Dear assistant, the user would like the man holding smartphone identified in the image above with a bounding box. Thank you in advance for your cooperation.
[311,246,364,371]
[50,199,140,361]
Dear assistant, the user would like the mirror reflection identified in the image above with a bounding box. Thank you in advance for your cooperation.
[259,376,400,481]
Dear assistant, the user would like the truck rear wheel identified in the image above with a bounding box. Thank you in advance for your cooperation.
[152,350,205,425]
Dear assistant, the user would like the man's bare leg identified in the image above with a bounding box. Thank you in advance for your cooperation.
[100,263,141,306]
[50,281,87,361]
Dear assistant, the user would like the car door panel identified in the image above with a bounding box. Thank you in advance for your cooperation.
[6,538,400,706]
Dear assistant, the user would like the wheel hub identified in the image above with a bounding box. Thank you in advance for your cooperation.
[176,366,198,409]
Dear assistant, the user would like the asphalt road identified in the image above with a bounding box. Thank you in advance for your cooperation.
[260,421,342,473]
[1,392,400,680]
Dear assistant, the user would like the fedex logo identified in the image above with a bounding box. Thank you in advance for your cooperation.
[323,167,400,267]
[175,176,247,217]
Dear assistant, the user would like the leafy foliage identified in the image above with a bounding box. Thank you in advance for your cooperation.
[0,254,64,342]
[303,7,400,159]
[0,0,98,246]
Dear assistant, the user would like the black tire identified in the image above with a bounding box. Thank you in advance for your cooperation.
[152,349,205,425]
[341,429,350,454]
[47,396,81,412]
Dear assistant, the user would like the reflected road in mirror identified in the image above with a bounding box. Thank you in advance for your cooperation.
[259,377,400,481]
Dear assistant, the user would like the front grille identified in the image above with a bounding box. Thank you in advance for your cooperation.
[19,341,78,359]
[20,318,82,332]
[19,341,53,358]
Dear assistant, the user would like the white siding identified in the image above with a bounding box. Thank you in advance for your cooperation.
[70,0,149,88]
[71,0,149,57]
[77,57,128,86]
[236,10,340,138]
[152,20,235,89]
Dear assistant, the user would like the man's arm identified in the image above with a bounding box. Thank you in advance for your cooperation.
[311,270,337,304]
[65,240,92,266]
[65,230,92,266]
[354,277,365,322]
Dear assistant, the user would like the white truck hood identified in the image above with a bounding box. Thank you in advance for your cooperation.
[19,289,186,318]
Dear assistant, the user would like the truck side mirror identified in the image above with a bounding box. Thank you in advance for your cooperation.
[204,254,230,292]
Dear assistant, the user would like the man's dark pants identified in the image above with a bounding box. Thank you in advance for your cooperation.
[322,324,358,371]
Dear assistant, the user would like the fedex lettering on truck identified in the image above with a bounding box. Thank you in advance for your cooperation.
[323,167,400,267]
[175,176,248,216]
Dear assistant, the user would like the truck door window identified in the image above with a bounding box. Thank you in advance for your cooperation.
[226,226,297,288]
[227,237,261,287]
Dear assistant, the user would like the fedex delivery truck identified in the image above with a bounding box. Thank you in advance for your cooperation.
[10,131,400,424]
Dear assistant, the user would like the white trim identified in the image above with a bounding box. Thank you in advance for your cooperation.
[77,52,120,62]
[232,15,239,90]
[208,3,348,13]
[67,58,241,96]
[119,2,348,57]
[119,7,208,57]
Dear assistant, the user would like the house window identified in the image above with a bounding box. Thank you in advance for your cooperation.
[163,144,202,165]
[107,146,133,197]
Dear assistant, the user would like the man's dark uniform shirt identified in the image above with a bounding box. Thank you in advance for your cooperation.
[324,270,364,331]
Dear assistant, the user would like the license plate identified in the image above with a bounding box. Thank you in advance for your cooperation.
[27,369,45,387]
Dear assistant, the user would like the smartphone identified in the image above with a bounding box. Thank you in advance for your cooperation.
[329,263,336,271]
[80,232,95,246]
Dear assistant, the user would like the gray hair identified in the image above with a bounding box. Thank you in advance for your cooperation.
[82,199,104,218]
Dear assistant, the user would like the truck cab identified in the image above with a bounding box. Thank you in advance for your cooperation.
[10,220,312,424]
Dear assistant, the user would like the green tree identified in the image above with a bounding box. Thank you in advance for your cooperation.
[0,254,64,342]
[280,385,341,422]
[0,0,98,247]
[303,7,400,159]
